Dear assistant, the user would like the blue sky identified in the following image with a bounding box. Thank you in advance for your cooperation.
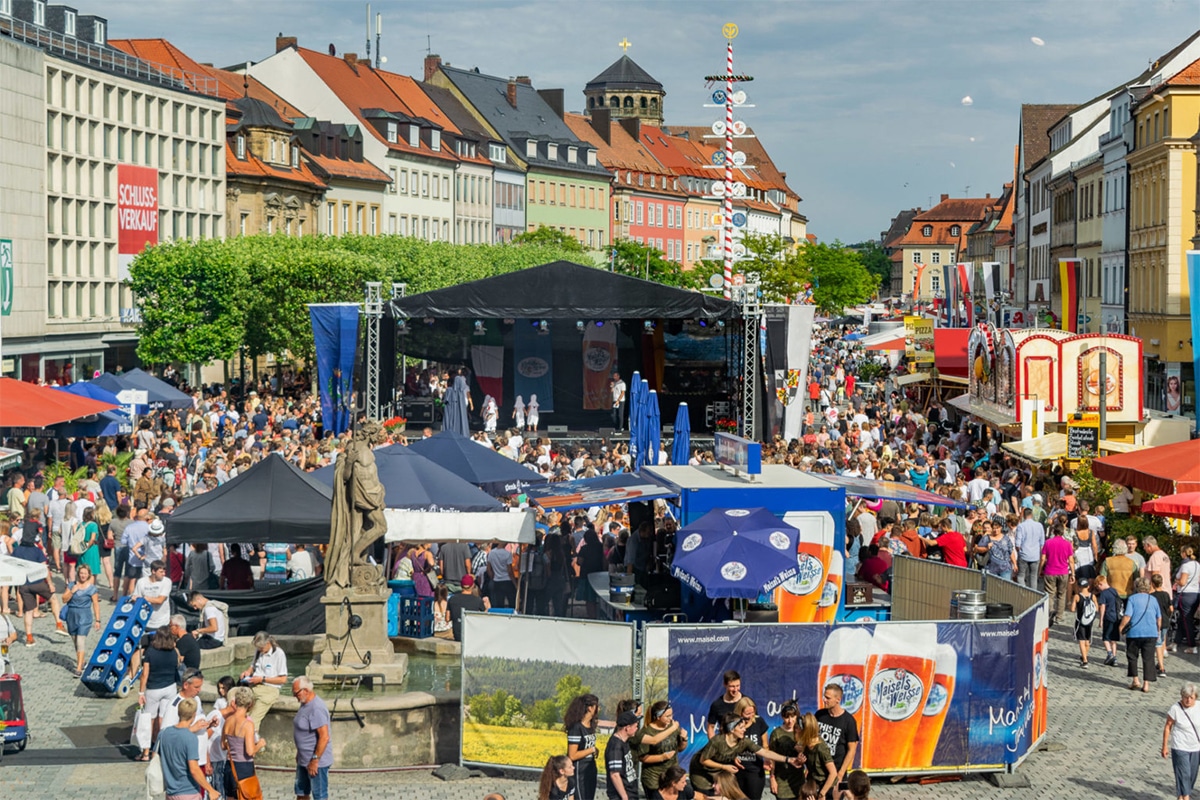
[100,0,1200,243]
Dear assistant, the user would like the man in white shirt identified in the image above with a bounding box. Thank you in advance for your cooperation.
[966,471,991,504]
[160,668,213,768]
[134,560,173,631]
[187,592,227,650]
[610,372,627,431]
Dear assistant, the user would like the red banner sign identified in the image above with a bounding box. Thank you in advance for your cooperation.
[117,165,159,256]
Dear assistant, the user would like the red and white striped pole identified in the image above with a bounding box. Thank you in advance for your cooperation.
[723,39,734,300]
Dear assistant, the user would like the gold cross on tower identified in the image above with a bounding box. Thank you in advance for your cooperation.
[618,37,632,53]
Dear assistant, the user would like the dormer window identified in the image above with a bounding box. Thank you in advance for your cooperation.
[270,139,278,163]
[950,225,961,237]
[63,9,75,35]
[650,175,656,188]
[408,125,419,148]
[547,143,558,160]
[922,225,932,237]
[0,0,11,17]
[567,146,577,164]
[430,130,440,151]
[33,1,45,26]
[587,149,596,167]
[291,146,300,168]
[236,136,246,160]
[93,20,104,43]
[637,174,644,187]
[525,139,537,159]
[385,121,397,143]
[489,143,506,163]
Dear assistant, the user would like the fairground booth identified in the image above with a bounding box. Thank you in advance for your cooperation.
[468,435,1048,780]
[383,261,743,434]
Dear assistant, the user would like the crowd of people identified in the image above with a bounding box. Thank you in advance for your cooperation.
[534,679,874,800]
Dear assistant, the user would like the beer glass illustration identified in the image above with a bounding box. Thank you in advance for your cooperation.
[775,511,832,622]
[816,550,844,623]
[905,643,957,768]
[861,623,937,770]
[817,625,872,737]
[1033,603,1048,741]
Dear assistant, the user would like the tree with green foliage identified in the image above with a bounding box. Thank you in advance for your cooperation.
[609,238,689,287]
[513,226,587,254]
[852,240,891,288]
[795,241,881,314]
[529,698,561,728]
[554,674,590,720]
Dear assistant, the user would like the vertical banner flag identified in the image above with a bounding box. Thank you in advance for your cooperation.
[913,263,927,300]
[942,264,955,327]
[582,322,617,410]
[308,303,359,436]
[956,263,973,327]
[1188,251,1200,404]
[470,323,504,405]
[514,320,555,412]
[783,305,816,441]
[1058,258,1081,332]
[117,164,159,281]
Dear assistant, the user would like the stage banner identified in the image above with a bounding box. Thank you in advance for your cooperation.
[308,303,358,436]
[461,613,635,770]
[471,324,505,406]
[1058,259,1081,332]
[514,319,554,413]
[1188,251,1200,403]
[647,617,1036,775]
[582,322,617,410]
[783,305,816,441]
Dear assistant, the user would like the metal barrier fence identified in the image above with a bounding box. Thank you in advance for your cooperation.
[983,573,1045,618]
[891,555,983,621]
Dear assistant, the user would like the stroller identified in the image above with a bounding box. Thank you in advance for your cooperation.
[0,667,28,759]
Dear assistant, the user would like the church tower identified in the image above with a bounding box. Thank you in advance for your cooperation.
[583,41,665,126]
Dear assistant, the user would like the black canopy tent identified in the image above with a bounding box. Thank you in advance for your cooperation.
[384,261,741,430]
[165,453,332,544]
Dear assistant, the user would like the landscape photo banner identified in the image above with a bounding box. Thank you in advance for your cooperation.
[514,319,555,412]
[461,613,635,770]
[644,616,1037,775]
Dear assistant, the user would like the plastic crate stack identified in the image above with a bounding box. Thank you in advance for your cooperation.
[399,596,434,639]
[82,598,151,695]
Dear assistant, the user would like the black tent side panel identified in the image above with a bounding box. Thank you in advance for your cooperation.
[171,578,325,637]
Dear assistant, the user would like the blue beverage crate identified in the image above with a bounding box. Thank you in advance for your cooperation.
[387,593,401,637]
[399,596,434,638]
[82,598,150,697]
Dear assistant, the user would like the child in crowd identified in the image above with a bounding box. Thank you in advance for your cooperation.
[1074,578,1097,667]
[1096,575,1120,667]
[208,676,236,798]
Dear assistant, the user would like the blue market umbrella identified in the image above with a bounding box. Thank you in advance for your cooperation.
[442,375,470,436]
[49,383,132,436]
[670,507,801,599]
[645,389,661,467]
[117,368,193,410]
[311,444,502,512]
[633,377,649,470]
[671,403,690,465]
[58,381,123,406]
[407,429,548,495]
[627,370,642,453]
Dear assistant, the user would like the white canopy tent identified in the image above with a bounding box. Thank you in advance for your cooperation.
[383,508,536,544]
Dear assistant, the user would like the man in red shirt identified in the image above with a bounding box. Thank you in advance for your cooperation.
[1039,524,1074,626]
[923,517,968,568]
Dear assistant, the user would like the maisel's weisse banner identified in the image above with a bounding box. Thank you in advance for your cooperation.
[308,303,359,436]
[514,319,554,412]
[646,614,1042,773]
[117,164,159,279]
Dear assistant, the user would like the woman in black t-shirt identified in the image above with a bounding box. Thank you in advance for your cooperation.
[649,765,718,800]
[564,693,600,800]
[575,531,607,620]
[538,754,577,800]
[135,626,181,761]
[733,697,769,799]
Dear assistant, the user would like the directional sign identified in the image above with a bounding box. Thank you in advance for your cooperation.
[731,120,747,136]
[711,151,726,166]
[732,151,747,167]
[732,90,747,105]
[116,389,149,406]
[732,212,747,228]
[711,120,727,136]
[0,239,12,317]
[712,89,727,105]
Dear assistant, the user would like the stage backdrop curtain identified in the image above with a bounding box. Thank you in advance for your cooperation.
[471,323,505,405]
[514,319,554,412]
[582,322,617,410]
[309,303,358,436]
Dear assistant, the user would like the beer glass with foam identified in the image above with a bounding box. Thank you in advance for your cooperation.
[775,512,832,623]
[905,643,957,768]
[817,625,872,738]
[1032,603,1048,741]
[861,623,937,770]
[816,550,844,623]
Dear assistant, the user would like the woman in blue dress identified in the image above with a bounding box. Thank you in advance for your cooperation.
[62,563,101,676]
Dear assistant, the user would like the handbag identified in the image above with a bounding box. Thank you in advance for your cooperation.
[232,759,264,800]
[145,749,165,800]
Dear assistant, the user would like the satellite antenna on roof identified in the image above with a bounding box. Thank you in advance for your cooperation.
[364,3,371,68]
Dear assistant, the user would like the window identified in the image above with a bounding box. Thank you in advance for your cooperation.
[912,252,922,263]
[547,143,558,161]
[269,139,277,162]
[443,176,449,199]
[931,251,940,264]
[489,143,506,163]
[326,202,334,233]
[291,146,300,168]
[266,215,274,234]
[587,150,596,167]
[949,225,960,237]
[568,146,577,164]
[399,170,408,194]
[636,201,644,225]
[656,204,663,227]
[931,273,941,293]
[33,0,44,25]
[421,173,429,197]
[93,20,104,44]
[239,213,248,236]
[63,10,75,35]
[922,225,932,237]
[0,0,11,16]
[432,175,439,199]
[389,167,398,193]
[388,214,396,234]
[341,204,349,233]
[408,126,419,148]
[236,136,245,159]
[430,130,440,151]
[526,139,538,159]
[386,121,397,143]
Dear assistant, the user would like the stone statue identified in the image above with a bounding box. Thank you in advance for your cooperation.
[325,420,388,592]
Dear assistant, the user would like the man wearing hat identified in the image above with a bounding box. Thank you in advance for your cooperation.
[605,710,642,800]
[446,575,489,642]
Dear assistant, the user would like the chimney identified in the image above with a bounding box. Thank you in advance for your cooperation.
[538,88,564,120]
[940,193,949,202]
[276,35,298,53]
[986,192,992,199]
[618,116,641,143]
[424,53,442,82]
[344,53,359,72]
[515,75,532,85]
[590,107,612,144]
[506,80,518,109]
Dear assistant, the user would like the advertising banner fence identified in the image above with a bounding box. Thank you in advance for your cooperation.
[461,613,636,770]
[643,613,1041,775]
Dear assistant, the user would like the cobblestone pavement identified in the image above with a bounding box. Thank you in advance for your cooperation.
[0,589,1186,799]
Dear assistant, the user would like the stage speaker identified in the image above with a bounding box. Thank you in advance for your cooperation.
[547,425,568,433]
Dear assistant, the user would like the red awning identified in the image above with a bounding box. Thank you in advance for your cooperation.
[1091,439,1200,497]
[934,328,969,377]
[0,378,119,429]
[1141,492,1200,521]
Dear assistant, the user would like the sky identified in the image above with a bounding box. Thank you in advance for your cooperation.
[99,0,1200,244]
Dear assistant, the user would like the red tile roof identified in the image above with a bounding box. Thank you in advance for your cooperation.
[225,144,326,189]
[376,72,489,166]
[305,152,391,184]
[1161,56,1200,87]
[563,114,684,196]
[667,125,800,205]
